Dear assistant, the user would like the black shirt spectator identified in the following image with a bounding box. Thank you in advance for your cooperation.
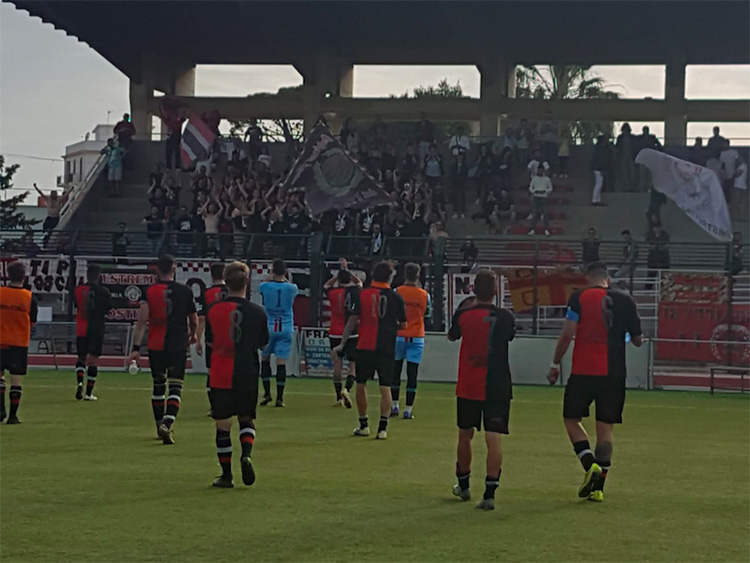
[581,228,601,264]
[283,205,309,235]
[113,113,136,147]
[689,137,707,167]
[172,207,196,246]
[646,225,671,270]
[727,232,744,275]
[112,223,130,257]
[144,206,166,239]
[706,127,727,160]
[460,240,479,265]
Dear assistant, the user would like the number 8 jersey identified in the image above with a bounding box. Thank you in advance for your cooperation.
[259,281,298,333]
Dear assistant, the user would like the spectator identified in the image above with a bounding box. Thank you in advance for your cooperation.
[539,112,559,173]
[201,201,222,257]
[719,139,740,204]
[161,102,186,172]
[581,227,601,265]
[149,162,164,191]
[423,143,444,188]
[460,239,479,268]
[689,137,706,167]
[638,126,662,152]
[244,118,264,159]
[496,147,513,192]
[172,206,196,257]
[147,184,168,219]
[33,184,61,233]
[143,205,166,255]
[646,223,671,281]
[516,119,531,166]
[726,232,744,275]
[401,143,419,182]
[615,123,637,192]
[112,222,130,257]
[615,229,639,284]
[163,176,181,221]
[368,222,385,256]
[557,129,570,178]
[527,166,553,236]
[473,144,493,205]
[416,112,434,162]
[448,125,470,157]
[591,135,612,206]
[113,113,136,150]
[706,126,727,160]
[427,221,450,253]
[488,188,516,235]
[450,152,469,219]
[100,138,123,196]
[381,142,397,176]
[527,149,550,177]
[645,186,667,230]
[357,207,380,238]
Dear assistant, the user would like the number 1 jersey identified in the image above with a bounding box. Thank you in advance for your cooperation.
[259,281,298,333]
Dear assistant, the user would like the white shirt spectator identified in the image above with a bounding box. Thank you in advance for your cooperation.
[706,157,722,181]
[734,162,748,190]
[527,159,550,176]
[720,148,740,182]
[529,175,553,198]
[449,134,471,156]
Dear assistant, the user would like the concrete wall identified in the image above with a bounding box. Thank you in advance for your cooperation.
[420,333,651,389]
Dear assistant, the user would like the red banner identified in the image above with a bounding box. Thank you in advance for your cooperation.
[656,302,750,364]
[503,268,587,313]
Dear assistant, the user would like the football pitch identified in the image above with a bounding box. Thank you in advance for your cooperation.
[1,371,748,563]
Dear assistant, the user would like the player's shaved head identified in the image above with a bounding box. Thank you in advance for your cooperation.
[585,261,609,284]
[371,261,393,283]
[224,261,250,292]
[87,263,101,283]
[272,259,287,276]
[7,261,26,283]
[337,269,352,285]
[473,270,497,302]
[404,263,420,283]
[156,254,176,276]
[210,263,225,281]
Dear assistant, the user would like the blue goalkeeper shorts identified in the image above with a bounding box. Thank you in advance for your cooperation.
[394,336,424,364]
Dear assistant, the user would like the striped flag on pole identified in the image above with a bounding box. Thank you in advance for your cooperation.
[180,117,216,169]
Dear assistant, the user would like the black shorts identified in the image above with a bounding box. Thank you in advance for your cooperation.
[456,397,510,434]
[355,350,394,387]
[329,336,358,362]
[148,350,187,381]
[205,343,213,369]
[563,374,626,424]
[0,346,28,376]
[77,335,104,359]
[210,382,258,420]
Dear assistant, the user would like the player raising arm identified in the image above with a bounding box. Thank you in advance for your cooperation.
[324,258,362,408]
[0,262,38,424]
[205,262,269,488]
[128,254,198,444]
[73,263,112,401]
[334,261,406,440]
[547,261,642,502]
[447,270,515,511]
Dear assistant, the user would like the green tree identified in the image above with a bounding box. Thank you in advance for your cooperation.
[0,155,39,230]
[412,78,464,98]
[515,65,621,143]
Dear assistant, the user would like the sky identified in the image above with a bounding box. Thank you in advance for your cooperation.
[1,3,749,193]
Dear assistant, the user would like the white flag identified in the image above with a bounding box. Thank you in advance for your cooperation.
[636,149,732,241]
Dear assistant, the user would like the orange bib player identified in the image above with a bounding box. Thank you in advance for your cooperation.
[0,261,38,424]
[390,263,431,420]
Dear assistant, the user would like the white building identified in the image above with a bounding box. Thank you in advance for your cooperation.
[62,124,114,187]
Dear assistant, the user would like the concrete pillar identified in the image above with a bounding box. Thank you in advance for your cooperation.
[174,65,196,97]
[664,61,687,146]
[298,55,353,133]
[129,79,152,141]
[478,58,516,138]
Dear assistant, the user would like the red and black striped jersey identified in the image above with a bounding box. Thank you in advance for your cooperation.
[199,284,228,316]
[143,281,196,353]
[449,303,516,402]
[349,282,406,353]
[205,297,269,389]
[74,283,112,338]
[326,286,358,337]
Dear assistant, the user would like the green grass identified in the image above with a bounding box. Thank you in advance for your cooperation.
[1,371,748,563]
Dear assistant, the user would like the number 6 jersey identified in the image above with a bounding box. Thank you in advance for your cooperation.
[205,297,269,389]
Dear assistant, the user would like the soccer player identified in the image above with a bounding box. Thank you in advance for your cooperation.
[391,262,430,420]
[196,263,228,409]
[0,261,38,424]
[205,261,269,488]
[547,261,643,503]
[448,270,515,510]
[258,259,298,407]
[324,258,362,408]
[128,254,198,444]
[73,263,112,401]
[333,261,406,440]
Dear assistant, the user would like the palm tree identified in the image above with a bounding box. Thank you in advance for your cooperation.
[515,65,621,144]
